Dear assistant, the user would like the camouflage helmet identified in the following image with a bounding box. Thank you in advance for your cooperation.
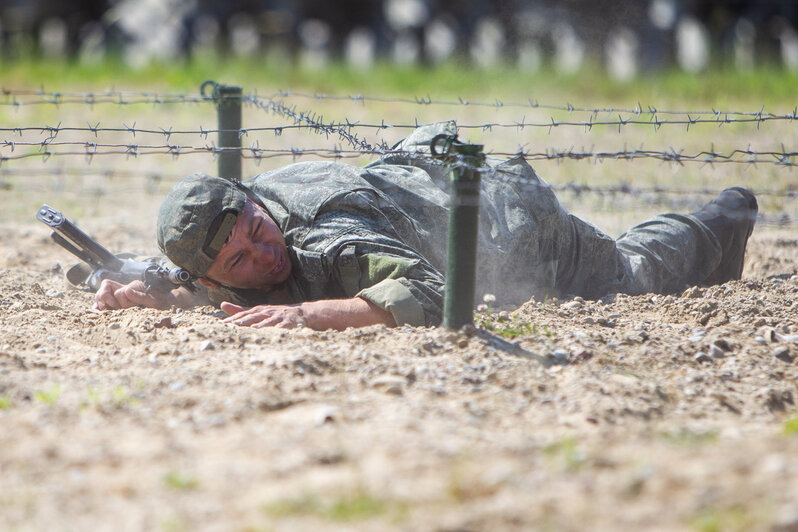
[156,173,247,277]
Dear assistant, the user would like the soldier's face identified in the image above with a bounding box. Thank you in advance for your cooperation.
[204,200,291,290]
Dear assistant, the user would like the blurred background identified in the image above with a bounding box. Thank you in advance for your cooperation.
[2,0,798,79]
[2,0,797,234]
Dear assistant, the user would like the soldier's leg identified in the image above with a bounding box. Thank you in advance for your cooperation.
[555,188,758,298]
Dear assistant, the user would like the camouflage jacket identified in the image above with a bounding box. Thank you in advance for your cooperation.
[208,123,563,326]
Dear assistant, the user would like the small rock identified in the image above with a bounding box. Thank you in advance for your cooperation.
[682,286,703,298]
[315,406,338,425]
[548,349,570,364]
[169,381,186,392]
[562,301,583,310]
[709,344,725,359]
[772,347,794,363]
[154,317,174,329]
[761,327,778,343]
[45,289,62,298]
[370,375,406,395]
[109,322,121,330]
[694,352,712,363]
[754,336,767,345]
[712,338,732,352]
[200,340,215,351]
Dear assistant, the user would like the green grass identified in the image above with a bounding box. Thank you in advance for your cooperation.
[34,384,61,406]
[0,395,11,410]
[163,471,200,491]
[660,429,719,446]
[3,53,798,107]
[477,311,555,340]
[542,436,585,472]
[263,490,406,523]
[783,415,798,436]
[689,504,760,532]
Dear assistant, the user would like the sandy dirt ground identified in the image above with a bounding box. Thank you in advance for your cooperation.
[2,89,798,531]
[1,214,798,532]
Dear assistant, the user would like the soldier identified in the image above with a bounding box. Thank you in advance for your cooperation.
[93,123,758,330]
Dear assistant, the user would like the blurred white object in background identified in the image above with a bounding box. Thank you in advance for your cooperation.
[345,27,376,69]
[676,17,709,73]
[606,26,639,81]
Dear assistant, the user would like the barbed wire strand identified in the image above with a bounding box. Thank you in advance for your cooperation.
[5,140,798,169]
[4,87,796,124]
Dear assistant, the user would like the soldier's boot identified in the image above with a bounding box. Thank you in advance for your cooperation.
[691,186,758,285]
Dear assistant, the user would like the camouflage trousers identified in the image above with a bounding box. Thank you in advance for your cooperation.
[527,181,722,300]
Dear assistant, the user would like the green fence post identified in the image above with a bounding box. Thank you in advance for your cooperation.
[436,138,484,329]
[201,81,242,181]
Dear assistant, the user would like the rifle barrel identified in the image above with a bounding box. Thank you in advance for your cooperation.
[36,205,124,271]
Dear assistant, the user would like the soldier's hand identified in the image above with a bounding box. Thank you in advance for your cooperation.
[93,279,175,310]
[221,302,308,329]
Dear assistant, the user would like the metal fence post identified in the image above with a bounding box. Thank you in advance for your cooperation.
[432,136,484,329]
[201,81,242,181]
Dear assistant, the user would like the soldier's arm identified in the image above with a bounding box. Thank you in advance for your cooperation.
[94,279,210,310]
[220,297,395,330]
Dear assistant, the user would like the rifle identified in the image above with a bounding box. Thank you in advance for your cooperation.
[36,204,195,292]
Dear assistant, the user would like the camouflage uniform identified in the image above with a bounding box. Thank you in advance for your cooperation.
[175,122,721,327]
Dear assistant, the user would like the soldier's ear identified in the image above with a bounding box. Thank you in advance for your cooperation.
[197,277,221,289]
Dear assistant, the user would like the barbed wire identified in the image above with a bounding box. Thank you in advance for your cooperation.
[6,140,798,169]
[248,96,375,151]
[267,89,795,119]
[5,109,795,140]
[4,87,793,119]
[0,88,208,107]
[4,87,798,132]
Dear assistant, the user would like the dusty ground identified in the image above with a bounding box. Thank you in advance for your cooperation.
[2,88,798,531]
[1,216,798,532]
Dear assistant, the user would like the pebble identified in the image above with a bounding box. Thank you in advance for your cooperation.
[709,344,725,359]
[315,406,338,425]
[200,340,215,351]
[772,347,794,363]
[754,336,767,345]
[712,338,732,352]
[761,327,778,343]
[548,350,570,364]
[45,289,62,298]
[561,301,583,310]
[694,352,712,363]
[169,381,186,392]
[109,322,121,330]
[370,375,406,395]
[154,317,174,329]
